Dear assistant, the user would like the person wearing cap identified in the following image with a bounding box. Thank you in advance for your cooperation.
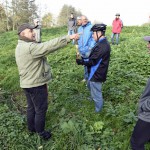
[33,18,42,43]
[111,13,123,45]
[130,36,150,149]
[77,15,95,82]
[15,23,79,140]
[76,23,111,112]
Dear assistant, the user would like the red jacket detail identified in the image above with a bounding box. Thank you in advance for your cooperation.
[112,18,123,33]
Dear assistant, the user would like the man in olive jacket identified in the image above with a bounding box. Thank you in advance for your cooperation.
[15,23,78,140]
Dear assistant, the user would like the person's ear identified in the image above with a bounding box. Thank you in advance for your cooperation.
[20,31,25,36]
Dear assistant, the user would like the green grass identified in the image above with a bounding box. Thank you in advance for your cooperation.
[0,26,150,150]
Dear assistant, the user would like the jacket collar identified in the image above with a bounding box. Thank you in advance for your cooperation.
[82,21,91,27]
[98,37,106,43]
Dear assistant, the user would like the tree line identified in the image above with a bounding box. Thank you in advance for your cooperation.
[0,0,82,33]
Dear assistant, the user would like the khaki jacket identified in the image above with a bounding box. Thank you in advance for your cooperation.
[15,35,70,88]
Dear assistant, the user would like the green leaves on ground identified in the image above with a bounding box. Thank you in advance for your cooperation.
[1,26,150,149]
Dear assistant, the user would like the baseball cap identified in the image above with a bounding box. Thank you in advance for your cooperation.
[18,23,37,35]
[143,36,150,42]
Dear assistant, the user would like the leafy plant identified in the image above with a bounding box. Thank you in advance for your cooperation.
[0,26,150,149]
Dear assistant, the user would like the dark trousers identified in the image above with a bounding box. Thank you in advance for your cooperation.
[130,119,150,150]
[23,84,48,133]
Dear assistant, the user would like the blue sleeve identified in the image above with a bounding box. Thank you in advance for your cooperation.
[88,37,96,49]
[79,34,95,51]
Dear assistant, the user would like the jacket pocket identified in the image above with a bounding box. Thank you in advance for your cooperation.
[141,99,150,112]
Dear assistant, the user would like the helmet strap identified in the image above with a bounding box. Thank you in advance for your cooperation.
[96,31,103,42]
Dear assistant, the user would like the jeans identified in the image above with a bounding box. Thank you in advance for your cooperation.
[23,84,48,133]
[130,119,150,150]
[68,29,75,44]
[111,33,120,44]
[84,66,88,80]
[87,81,103,112]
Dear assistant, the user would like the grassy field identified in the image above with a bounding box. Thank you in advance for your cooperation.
[0,26,150,150]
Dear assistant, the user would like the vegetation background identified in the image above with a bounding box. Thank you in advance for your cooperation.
[0,25,150,150]
[0,0,82,32]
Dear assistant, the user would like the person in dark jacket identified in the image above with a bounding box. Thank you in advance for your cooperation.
[76,23,111,112]
[68,13,76,44]
[130,36,150,150]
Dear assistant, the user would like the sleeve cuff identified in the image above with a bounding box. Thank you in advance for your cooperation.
[66,35,71,43]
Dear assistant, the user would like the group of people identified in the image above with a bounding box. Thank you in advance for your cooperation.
[70,15,110,113]
[14,13,150,149]
[68,13,123,45]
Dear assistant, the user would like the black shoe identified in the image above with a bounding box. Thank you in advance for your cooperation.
[38,130,51,140]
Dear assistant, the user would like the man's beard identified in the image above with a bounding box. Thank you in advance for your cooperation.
[19,35,36,42]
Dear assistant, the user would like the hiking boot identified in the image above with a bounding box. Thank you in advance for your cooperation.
[38,130,51,140]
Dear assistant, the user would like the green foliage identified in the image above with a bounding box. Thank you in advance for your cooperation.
[42,13,53,28]
[57,4,82,26]
[0,26,150,149]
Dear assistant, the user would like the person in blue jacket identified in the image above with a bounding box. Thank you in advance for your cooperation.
[130,36,150,150]
[76,24,111,112]
[77,15,95,82]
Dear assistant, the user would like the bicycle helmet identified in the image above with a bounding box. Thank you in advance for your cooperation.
[91,24,107,32]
